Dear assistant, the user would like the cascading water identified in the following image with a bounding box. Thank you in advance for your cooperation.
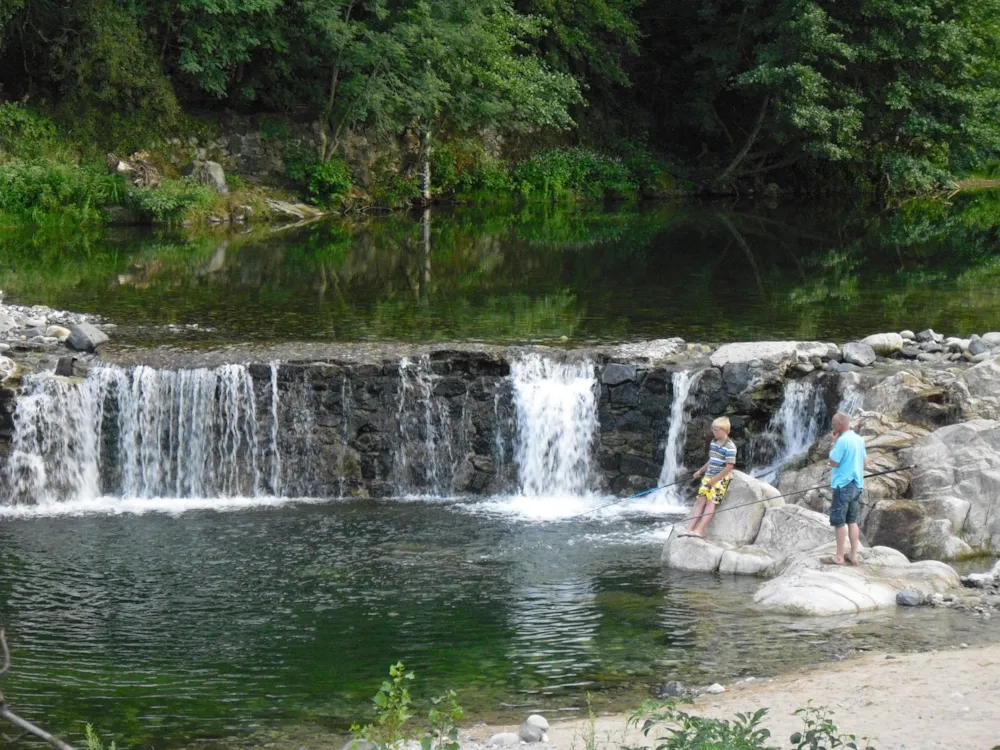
[393,356,467,496]
[837,386,863,416]
[6,365,276,504]
[752,378,827,482]
[511,355,597,497]
[656,369,701,505]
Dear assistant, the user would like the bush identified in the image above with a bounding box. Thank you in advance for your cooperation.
[626,699,877,750]
[121,177,215,222]
[0,104,58,160]
[0,161,117,221]
[430,141,513,199]
[285,149,353,207]
[514,147,637,201]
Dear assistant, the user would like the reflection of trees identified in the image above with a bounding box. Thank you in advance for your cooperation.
[3,194,1000,342]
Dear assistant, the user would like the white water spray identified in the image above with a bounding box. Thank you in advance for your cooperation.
[511,355,597,497]
[657,369,701,505]
[752,378,826,482]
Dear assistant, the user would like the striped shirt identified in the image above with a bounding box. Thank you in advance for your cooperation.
[707,439,737,476]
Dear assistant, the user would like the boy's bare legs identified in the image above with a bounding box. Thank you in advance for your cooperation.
[689,502,716,537]
[682,498,707,535]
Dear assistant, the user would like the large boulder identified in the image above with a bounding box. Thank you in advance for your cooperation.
[718,545,774,575]
[709,341,835,371]
[842,342,876,367]
[661,534,729,572]
[908,419,1000,553]
[708,471,784,546]
[66,322,109,352]
[185,160,229,194]
[752,544,960,616]
[956,354,1000,420]
[753,504,832,559]
[860,332,904,355]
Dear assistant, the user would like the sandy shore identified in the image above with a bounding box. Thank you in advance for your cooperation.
[466,644,1000,750]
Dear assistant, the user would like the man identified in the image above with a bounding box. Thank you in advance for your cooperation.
[825,412,867,565]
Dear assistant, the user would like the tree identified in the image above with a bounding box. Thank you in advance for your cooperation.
[390,0,581,200]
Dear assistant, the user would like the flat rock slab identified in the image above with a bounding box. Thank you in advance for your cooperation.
[709,341,834,369]
[753,544,960,616]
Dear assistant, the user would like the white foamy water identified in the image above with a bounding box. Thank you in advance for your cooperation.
[5,364,281,505]
[0,494,331,519]
[511,355,598,498]
[656,369,701,507]
[752,378,827,482]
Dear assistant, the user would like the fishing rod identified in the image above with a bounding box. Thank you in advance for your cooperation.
[562,464,913,525]
[562,472,695,522]
[666,464,915,531]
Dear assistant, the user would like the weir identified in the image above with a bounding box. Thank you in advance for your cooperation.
[0,351,841,508]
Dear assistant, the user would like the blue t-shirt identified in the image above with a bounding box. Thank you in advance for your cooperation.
[830,430,866,489]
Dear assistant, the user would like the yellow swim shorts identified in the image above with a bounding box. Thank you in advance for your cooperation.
[697,475,732,505]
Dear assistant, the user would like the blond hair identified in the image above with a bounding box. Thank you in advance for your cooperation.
[712,416,731,434]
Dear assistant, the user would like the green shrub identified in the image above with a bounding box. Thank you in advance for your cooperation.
[84,724,118,750]
[121,177,214,222]
[514,147,637,201]
[0,161,116,221]
[430,142,513,200]
[0,104,58,159]
[351,662,464,750]
[626,699,877,750]
[285,148,353,207]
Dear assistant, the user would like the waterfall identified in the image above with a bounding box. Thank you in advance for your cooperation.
[5,364,277,504]
[393,356,466,496]
[837,386,863,416]
[657,369,701,504]
[511,355,597,497]
[752,378,827,481]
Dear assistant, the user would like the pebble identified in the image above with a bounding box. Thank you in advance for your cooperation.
[705,683,726,694]
[960,643,969,649]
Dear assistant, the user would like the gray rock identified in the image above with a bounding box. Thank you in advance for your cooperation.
[601,363,636,385]
[24,327,45,339]
[525,715,549,732]
[983,332,1000,349]
[900,330,916,341]
[916,329,937,342]
[969,338,989,356]
[861,332,904,355]
[900,346,921,358]
[657,680,685,698]
[66,322,110,352]
[0,314,17,334]
[24,316,46,328]
[705,683,726,695]
[842,342,876,367]
[186,160,229,194]
[917,352,941,362]
[341,741,377,750]
[518,722,544,743]
[920,341,944,353]
[896,589,925,606]
[0,343,10,354]
[488,733,520,747]
[972,352,992,364]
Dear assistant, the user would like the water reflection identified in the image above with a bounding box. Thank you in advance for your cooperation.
[2,196,1000,344]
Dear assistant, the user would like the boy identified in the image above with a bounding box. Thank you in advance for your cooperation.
[679,417,737,538]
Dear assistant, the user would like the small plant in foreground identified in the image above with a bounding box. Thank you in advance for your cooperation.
[791,702,876,750]
[84,723,118,750]
[352,661,464,750]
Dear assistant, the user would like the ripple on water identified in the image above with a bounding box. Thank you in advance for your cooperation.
[1,499,998,749]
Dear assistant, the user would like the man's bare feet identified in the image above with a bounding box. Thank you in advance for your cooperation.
[821,555,845,565]
[845,552,860,566]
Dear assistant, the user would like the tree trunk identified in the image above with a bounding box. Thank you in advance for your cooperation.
[716,94,770,185]
[420,130,432,204]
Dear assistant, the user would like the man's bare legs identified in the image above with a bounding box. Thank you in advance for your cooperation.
[834,523,861,564]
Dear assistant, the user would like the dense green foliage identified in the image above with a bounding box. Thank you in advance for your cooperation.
[3,0,1000,197]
